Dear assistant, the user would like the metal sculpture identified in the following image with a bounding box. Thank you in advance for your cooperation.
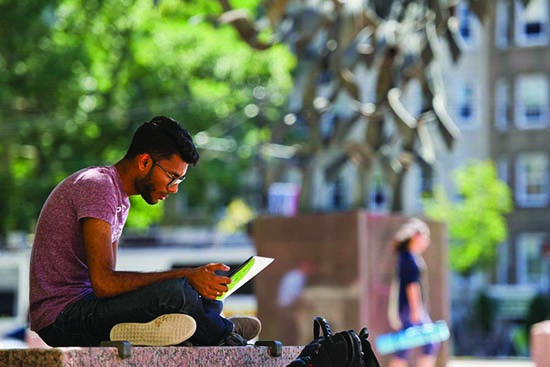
[214,0,516,212]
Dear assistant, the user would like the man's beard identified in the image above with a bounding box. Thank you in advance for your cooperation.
[135,171,157,204]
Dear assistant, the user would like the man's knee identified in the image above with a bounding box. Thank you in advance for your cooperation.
[151,278,198,311]
[155,278,186,293]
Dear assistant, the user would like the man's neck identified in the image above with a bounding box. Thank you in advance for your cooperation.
[114,159,138,197]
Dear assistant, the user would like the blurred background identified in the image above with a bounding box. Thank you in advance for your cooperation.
[0,0,549,362]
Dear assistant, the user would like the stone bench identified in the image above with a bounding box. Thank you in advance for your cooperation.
[0,343,303,367]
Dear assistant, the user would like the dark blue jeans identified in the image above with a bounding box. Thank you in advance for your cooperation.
[37,278,234,347]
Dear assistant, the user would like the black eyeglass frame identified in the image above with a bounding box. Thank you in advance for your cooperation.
[154,161,186,188]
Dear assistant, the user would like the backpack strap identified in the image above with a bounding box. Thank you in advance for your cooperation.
[313,316,333,339]
[359,327,382,367]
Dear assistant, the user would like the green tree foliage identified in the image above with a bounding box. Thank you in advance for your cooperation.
[0,0,294,239]
[423,160,513,276]
[216,198,255,233]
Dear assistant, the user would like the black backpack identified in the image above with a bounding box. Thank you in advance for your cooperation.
[287,316,381,367]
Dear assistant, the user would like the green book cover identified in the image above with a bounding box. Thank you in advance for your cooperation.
[216,256,274,301]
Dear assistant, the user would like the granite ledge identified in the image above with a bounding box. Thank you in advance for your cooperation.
[0,345,304,367]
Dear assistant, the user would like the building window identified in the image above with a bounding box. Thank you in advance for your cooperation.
[515,152,549,207]
[369,169,390,213]
[405,164,426,213]
[495,79,510,131]
[328,177,346,210]
[454,81,476,129]
[514,0,548,47]
[497,156,509,184]
[327,164,356,211]
[456,2,473,45]
[514,74,549,129]
[497,241,509,284]
[516,232,549,289]
[495,0,511,49]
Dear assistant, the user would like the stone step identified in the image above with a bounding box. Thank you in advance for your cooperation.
[0,344,303,367]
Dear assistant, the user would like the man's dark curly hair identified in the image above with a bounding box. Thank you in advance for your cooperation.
[124,116,199,166]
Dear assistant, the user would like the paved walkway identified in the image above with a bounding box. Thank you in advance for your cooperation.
[448,359,534,367]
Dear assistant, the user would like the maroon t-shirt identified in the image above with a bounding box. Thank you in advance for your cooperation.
[29,166,130,332]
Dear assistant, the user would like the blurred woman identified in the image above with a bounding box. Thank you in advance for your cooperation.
[388,218,438,367]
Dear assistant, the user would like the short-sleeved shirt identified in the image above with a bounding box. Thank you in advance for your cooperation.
[29,166,130,332]
[397,250,421,312]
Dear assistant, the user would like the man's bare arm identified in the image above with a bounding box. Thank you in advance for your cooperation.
[82,217,230,299]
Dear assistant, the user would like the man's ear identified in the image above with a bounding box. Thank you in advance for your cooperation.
[137,154,151,171]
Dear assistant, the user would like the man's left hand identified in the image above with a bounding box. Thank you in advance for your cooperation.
[187,263,231,299]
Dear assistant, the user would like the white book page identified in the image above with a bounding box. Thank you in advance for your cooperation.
[217,256,274,301]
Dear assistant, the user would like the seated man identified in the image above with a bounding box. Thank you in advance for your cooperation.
[29,116,260,347]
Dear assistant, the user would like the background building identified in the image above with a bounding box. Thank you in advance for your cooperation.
[402,0,549,356]
[489,0,550,291]
[297,0,550,355]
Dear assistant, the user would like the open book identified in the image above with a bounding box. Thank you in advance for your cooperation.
[216,256,274,301]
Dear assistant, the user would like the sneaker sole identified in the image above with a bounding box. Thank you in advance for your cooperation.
[110,314,196,346]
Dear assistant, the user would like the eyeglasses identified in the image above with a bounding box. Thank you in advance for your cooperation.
[154,161,186,188]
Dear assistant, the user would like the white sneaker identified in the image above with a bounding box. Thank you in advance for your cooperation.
[110,314,196,346]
